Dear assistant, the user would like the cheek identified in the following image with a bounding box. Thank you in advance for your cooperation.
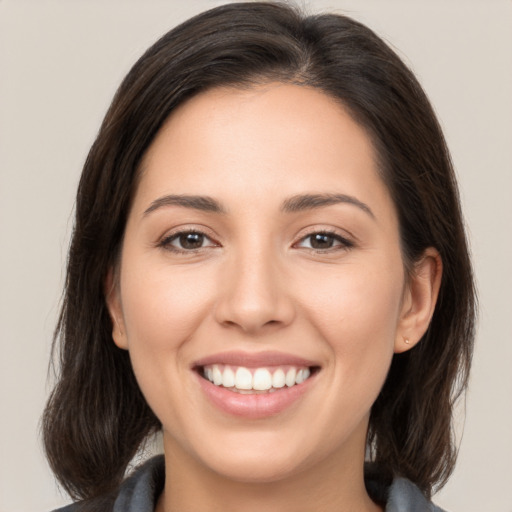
[117,258,219,409]
[117,259,219,430]
[300,260,403,391]
[305,261,402,334]
[120,261,214,348]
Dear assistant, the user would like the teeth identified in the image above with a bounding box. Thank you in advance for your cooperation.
[212,366,223,386]
[253,368,272,390]
[235,367,253,390]
[285,368,296,387]
[295,368,311,384]
[272,368,285,388]
[222,367,235,388]
[203,364,313,392]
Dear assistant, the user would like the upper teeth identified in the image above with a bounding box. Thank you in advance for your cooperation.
[203,364,311,391]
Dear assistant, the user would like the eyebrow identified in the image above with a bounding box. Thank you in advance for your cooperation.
[143,192,374,219]
[281,193,375,218]
[143,195,227,216]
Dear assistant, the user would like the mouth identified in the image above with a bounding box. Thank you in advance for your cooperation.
[192,351,320,418]
[198,364,318,394]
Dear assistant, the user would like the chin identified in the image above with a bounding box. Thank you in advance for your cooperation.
[205,450,306,484]
[185,425,327,484]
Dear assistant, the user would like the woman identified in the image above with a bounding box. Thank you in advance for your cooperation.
[43,2,475,511]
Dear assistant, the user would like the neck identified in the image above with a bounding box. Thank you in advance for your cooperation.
[156,434,383,512]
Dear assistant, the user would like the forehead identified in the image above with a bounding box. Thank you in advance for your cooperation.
[135,83,393,220]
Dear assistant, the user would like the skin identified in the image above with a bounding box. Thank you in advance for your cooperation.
[106,83,442,512]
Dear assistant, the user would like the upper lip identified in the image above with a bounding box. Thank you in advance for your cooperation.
[193,350,319,369]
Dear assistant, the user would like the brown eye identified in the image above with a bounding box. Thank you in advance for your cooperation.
[161,230,217,252]
[177,232,205,250]
[296,231,353,251]
[309,233,336,249]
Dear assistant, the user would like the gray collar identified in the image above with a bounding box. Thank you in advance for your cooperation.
[104,455,445,512]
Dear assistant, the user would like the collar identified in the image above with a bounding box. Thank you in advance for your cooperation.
[111,455,446,512]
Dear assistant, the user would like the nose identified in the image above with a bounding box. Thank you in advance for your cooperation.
[214,247,296,335]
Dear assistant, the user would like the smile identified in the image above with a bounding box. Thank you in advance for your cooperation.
[202,364,312,393]
[193,351,320,418]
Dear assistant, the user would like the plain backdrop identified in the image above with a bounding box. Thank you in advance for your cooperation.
[1,1,511,511]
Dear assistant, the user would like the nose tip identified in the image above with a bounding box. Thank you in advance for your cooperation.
[219,294,290,334]
[214,257,295,335]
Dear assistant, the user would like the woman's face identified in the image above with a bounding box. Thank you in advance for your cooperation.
[108,83,420,483]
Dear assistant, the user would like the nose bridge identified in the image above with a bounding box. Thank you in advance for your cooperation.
[214,238,295,333]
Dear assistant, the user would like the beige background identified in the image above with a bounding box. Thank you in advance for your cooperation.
[1,1,511,511]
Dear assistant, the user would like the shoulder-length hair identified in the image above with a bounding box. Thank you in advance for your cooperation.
[43,1,475,503]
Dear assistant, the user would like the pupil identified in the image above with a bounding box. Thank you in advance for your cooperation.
[311,233,333,249]
[180,232,203,249]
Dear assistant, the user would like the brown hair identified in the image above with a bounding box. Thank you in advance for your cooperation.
[43,1,475,503]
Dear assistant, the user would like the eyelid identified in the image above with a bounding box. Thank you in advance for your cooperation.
[155,224,355,254]
[157,225,221,253]
[292,227,355,251]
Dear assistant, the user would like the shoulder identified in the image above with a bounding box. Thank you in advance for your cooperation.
[386,478,447,512]
[365,465,447,512]
[50,455,165,512]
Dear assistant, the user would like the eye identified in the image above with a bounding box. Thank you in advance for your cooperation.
[160,230,218,252]
[295,231,353,251]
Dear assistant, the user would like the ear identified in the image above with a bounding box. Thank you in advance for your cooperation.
[105,267,129,350]
[395,247,442,354]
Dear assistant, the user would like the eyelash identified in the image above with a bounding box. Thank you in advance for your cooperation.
[158,230,219,254]
[294,229,354,253]
[158,229,354,255]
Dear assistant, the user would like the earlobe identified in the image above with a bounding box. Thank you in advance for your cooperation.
[395,248,442,354]
[104,267,129,350]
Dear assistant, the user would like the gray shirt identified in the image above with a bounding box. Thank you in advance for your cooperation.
[54,455,447,512]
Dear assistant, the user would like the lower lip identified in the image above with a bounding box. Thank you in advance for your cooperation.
[196,372,315,419]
